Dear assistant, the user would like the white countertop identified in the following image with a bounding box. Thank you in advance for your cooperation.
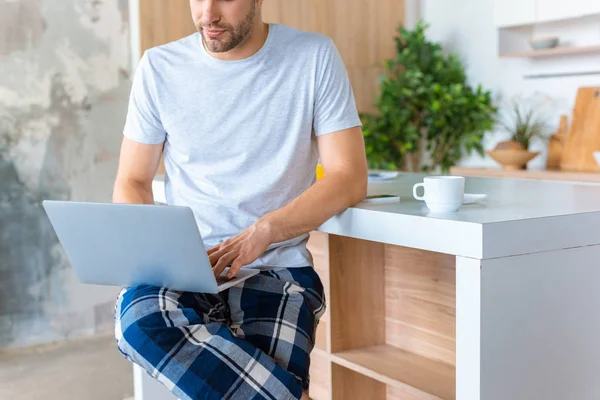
[364,174,600,223]
[153,174,600,259]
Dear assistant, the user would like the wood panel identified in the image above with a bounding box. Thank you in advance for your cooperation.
[309,349,331,400]
[139,0,196,175]
[262,0,405,113]
[329,236,386,353]
[307,231,330,308]
[332,363,386,400]
[315,320,327,351]
[385,245,456,366]
[307,231,330,352]
[388,385,444,400]
[139,0,196,53]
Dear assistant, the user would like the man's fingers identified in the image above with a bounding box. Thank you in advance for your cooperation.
[227,258,244,279]
[213,252,236,278]
[207,245,220,255]
[209,245,232,266]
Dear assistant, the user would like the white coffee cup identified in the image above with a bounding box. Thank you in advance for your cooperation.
[413,176,465,213]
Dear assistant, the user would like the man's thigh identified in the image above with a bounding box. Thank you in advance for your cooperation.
[226,267,326,390]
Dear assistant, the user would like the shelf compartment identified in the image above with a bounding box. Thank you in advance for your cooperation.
[331,344,455,400]
[332,363,386,400]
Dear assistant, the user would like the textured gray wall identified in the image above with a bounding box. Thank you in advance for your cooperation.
[0,0,131,348]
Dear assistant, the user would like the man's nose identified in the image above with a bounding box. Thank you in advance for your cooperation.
[201,0,220,26]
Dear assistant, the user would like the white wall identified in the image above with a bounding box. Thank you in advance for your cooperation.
[422,0,600,168]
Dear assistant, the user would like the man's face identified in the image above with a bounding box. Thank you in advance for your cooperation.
[191,0,257,53]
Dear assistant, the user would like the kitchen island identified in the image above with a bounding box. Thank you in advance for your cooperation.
[141,173,600,400]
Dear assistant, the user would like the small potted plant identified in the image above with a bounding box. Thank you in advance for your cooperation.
[487,99,547,170]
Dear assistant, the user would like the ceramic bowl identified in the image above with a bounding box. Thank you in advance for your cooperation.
[487,149,540,170]
[529,37,559,50]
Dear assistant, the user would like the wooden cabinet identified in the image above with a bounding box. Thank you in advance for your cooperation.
[494,0,536,28]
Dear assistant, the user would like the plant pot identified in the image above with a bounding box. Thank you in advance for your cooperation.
[494,140,525,151]
[486,149,540,170]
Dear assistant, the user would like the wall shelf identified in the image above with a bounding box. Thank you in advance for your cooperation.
[497,14,600,61]
[500,44,600,58]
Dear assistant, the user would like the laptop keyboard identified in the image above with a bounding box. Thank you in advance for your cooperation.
[216,276,235,285]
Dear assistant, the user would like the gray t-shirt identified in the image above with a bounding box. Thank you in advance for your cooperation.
[123,23,361,269]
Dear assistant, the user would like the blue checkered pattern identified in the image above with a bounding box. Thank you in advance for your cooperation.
[114,267,325,400]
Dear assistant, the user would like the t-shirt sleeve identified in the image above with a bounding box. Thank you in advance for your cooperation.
[122,52,166,144]
[313,39,362,137]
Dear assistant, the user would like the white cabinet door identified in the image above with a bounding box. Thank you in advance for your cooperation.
[576,0,600,18]
[537,0,600,23]
[494,0,536,27]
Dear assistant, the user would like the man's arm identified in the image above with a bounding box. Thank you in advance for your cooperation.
[112,137,164,205]
[261,126,367,242]
[209,126,368,277]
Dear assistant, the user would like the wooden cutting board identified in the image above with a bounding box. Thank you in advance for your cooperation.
[546,115,568,170]
[560,87,600,172]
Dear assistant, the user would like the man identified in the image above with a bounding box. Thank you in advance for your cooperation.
[113,0,367,399]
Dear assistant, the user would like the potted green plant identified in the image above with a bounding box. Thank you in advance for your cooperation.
[361,20,497,173]
[487,99,548,170]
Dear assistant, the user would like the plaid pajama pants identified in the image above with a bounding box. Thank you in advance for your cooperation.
[114,267,326,400]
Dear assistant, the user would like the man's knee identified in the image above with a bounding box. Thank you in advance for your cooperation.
[114,287,157,361]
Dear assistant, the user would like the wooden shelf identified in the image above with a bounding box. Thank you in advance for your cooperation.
[450,167,600,183]
[330,345,456,400]
[500,45,600,58]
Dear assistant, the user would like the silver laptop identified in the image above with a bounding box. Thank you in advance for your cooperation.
[42,200,259,293]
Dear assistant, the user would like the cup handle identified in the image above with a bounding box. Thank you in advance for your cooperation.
[413,183,425,201]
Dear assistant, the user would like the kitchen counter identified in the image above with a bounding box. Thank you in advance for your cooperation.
[149,173,600,400]
[153,173,600,259]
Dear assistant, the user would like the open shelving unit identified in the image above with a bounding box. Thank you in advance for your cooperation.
[306,233,457,400]
[497,13,600,64]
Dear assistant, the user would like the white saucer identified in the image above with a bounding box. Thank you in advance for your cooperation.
[463,193,487,204]
[368,171,399,181]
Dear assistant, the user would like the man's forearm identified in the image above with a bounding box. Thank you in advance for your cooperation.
[259,171,367,244]
[112,178,155,205]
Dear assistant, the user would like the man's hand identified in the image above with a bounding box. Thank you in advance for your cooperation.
[208,219,273,279]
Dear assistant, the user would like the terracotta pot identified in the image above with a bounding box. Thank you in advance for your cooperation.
[486,149,540,170]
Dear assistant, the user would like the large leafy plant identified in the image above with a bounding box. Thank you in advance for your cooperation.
[362,20,497,172]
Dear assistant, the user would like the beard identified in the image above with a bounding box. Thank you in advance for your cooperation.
[196,2,256,53]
